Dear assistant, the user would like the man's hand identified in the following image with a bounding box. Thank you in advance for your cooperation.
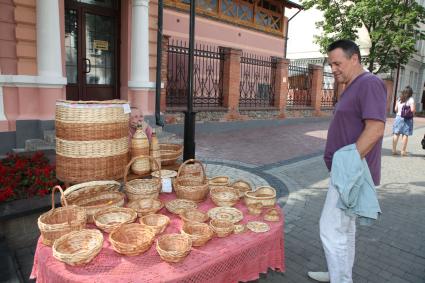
[356,119,385,159]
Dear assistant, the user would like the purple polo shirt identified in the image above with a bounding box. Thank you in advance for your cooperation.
[324,72,387,185]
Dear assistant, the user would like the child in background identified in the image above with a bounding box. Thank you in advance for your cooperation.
[130,106,153,142]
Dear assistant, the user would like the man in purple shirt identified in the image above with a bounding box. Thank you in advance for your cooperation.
[308,40,387,283]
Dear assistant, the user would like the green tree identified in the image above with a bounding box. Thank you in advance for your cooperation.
[301,0,425,74]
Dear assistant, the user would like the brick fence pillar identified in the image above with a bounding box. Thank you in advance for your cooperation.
[309,64,324,116]
[160,35,170,113]
[221,47,246,120]
[273,57,289,118]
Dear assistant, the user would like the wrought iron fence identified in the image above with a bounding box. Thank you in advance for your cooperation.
[321,71,337,108]
[239,53,276,108]
[166,40,224,108]
[287,64,312,107]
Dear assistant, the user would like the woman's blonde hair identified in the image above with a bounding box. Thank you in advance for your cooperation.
[400,86,413,103]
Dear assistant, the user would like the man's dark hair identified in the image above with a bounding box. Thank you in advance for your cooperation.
[327,39,361,62]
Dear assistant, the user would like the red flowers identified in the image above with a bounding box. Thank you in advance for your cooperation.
[0,152,62,202]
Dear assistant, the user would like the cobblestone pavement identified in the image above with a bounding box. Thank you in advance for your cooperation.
[11,116,425,283]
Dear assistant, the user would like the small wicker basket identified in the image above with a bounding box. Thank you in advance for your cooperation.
[174,159,209,203]
[139,214,170,235]
[209,176,230,187]
[93,207,137,233]
[263,208,280,222]
[165,199,198,215]
[124,156,162,201]
[38,186,87,246]
[159,143,183,166]
[180,209,209,223]
[210,186,239,207]
[156,233,192,263]
[127,198,164,217]
[181,222,214,247]
[62,180,125,223]
[231,180,252,198]
[52,229,103,266]
[244,186,276,207]
[109,223,155,256]
[247,203,263,216]
[209,219,234,238]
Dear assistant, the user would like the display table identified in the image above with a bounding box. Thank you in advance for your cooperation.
[30,193,285,283]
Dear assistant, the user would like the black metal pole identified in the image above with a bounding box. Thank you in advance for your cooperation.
[183,0,196,160]
[155,0,164,126]
[393,63,401,114]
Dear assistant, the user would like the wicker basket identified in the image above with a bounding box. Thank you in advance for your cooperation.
[180,209,209,223]
[52,229,103,265]
[231,180,252,198]
[62,180,125,223]
[244,186,276,207]
[124,156,162,201]
[210,186,239,207]
[181,222,214,247]
[178,161,203,178]
[159,143,183,166]
[131,128,150,175]
[55,100,129,183]
[38,186,87,246]
[247,203,263,216]
[209,176,230,187]
[109,223,155,256]
[165,199,198,215]
[139,214,170,235]
[209,219,234,238]
[174,159,209,203]
[93,207,137,233]
[264,208,280,222]
[127,198,164,217]
[156,233,192,263]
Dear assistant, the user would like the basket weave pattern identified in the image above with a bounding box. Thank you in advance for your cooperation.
[93,207,137,233]
[181,222,214,247]
[209,219,234,238]
[174,159,209,203]
[109,223,155,256]
[139,214,170,235]
[37,186,87,246]
[210,186,239,207]
[52,229,103,265]
[156,233,192,263]
[180,209,209,223]
[159,143,183,166]
[127,198,164,217]
[244,186,276,207]
[55,100,129,183]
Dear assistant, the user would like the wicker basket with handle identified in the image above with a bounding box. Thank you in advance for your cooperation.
[124,156,162,201]
[37,185,87,246]
[55,100,130,183]
[244,186,276,207]
[61,180,125,223]
[174,159,209,203]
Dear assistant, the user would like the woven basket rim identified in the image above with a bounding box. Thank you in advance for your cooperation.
[57,99,129,105]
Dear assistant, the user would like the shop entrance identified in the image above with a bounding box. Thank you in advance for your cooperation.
[65,0,120,101]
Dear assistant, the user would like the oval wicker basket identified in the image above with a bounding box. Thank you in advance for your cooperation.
[93,207,137,233]
[174,159,209,203]
[156,233,192,263]
[209,176,230,187]
[124,156,162,201]
[62,180,125,223]
[244,186,276,207]
[181,222,214,247]
[52,229,103,266]
[159,143,183,166]
[165,199,198,215]
[210,186,239,207]
[38,186,87,246]
[209,219,234,238]
[55,100,129,183]
[231,180,252,198]
[139,214,170,235]
[179,209,209,223]
[127,198,164,217]
[109,223,155,256]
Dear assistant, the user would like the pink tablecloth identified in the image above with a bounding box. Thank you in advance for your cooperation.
[31,193,285,283]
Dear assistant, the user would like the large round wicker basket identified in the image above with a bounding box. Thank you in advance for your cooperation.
[38,186,87,246]
[52,229,103,266]
[55,100,130,183]
[174,159,209,203]
[109,223,155,256]
[156,233,192,263]
[124,156,162,201]
[62,180,125,223]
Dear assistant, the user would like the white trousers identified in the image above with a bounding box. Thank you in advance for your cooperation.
[319,183,356,283]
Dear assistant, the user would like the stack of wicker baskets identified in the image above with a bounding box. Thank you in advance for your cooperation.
[37,186,86,246]
[55,100,130,183]
[173,159,209,203]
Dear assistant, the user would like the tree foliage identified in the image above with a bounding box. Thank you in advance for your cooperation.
[301,0,425,74]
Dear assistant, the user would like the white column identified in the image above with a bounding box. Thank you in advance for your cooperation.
[36,0,63,78]
[129,0,155,89]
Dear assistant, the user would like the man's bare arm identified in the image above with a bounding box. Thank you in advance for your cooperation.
[356,119,385,159]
